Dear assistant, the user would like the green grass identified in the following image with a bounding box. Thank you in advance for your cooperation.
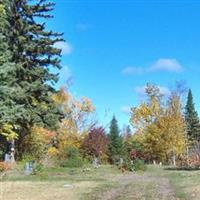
[147,165,200,200]
[1,164,200,200]
[2,164,119,182]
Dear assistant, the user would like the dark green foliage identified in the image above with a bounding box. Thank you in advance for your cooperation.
[122,125,132,157]
[60,146,84,168]
[0,2,24,155]
[32,162,45,176]
[185,89,200,141]
[132,159,147,171]
[0,0,64,157]
[108,116,123,163]
[0,3,21,126]
[5,0,63,129]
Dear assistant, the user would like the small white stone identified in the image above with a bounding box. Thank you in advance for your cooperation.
[63,184,73,188]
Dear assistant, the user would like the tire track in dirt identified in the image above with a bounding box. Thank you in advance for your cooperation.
[99,172,178,200]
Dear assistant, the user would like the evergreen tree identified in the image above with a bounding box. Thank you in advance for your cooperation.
[108,116,123,163]
[1,0,64,156]
[122,125,132,157]
[0,2,24,158]
[185,89,200,141]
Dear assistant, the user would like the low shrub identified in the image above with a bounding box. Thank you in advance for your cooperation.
[0,162,12,172]
[59,146,85,168]
[60,157,84,168]
[132,159,147,171]
[32,162,45,175]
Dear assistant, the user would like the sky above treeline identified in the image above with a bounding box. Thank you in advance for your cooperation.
[49,0,200,128]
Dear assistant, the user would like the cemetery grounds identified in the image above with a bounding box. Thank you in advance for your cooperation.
[0,165,200,200]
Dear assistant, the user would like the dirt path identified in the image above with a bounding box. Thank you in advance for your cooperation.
[99,172,178,200]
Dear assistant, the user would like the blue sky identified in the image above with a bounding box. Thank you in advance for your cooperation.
[49,0,200,129]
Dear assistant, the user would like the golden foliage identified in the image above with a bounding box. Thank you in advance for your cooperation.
[53,88,95,157]
[0,124,18,141]
[130,84,186,163]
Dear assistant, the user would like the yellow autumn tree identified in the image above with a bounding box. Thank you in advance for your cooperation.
[52,88,95,158]
[130,83,186,164]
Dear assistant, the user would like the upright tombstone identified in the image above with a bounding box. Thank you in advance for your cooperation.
[24,162,33,175]
[4,153,11,163]
[119,158,124,167]
[93,157,99,168]
[5,140,15,164]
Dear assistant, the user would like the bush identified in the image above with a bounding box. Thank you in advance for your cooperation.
[0,162,11,172]
[133,159,147,171]
[32,162,45,175]
[119,158,132,171]
[22,126,56,161]
[61,157,84,168]
[59,146,84,168]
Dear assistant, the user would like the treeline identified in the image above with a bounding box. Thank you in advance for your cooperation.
[0,0,127,167]
[0,0,199,170]
[130,83,200,167]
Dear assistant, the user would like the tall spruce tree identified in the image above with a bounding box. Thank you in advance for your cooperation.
[108,116,123,163]
[185,89,200,141]
[1,0,64,156]
[0,2,24,155]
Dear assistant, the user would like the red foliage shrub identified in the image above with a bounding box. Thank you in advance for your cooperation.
[188,154,200,168]
[130,149,146,161]
[82,127,108,158]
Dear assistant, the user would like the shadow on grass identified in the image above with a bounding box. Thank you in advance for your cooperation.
[164,167,200,171]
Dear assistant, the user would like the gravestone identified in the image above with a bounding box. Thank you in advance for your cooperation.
[119,158,124,166]
[93,157,99,168]
[63,184,73,189]
[4,154,11,162]
[24,162,33,175]
[4,152,15,164]
[5,140,15,164]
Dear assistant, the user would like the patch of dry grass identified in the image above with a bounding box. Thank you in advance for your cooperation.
[0,181,98,200]
[0,165,199,200]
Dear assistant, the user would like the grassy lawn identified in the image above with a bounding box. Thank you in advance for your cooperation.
[0,165,199,200]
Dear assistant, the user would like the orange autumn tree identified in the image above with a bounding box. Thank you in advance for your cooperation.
[22,126,57,161]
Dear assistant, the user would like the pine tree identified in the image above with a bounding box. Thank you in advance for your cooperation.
[108,116,123,163]
[1,0,64,156]
[185,89,200,141]
[122,125,132,157]
[0,2,24,158]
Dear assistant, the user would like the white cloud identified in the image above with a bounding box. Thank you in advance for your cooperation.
[76,23,89,31]
[134,85,171,97]
[121,106,131,114]
[150,58,183,72]
[54,41,73,55]
[122,58,183,75]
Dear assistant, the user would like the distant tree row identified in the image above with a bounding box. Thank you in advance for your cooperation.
[129,83,200,167]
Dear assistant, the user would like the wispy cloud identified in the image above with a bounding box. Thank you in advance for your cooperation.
[54,41,73,55]
[134,85,171,97]
[122,58,183,75]
[150,58,183,72]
